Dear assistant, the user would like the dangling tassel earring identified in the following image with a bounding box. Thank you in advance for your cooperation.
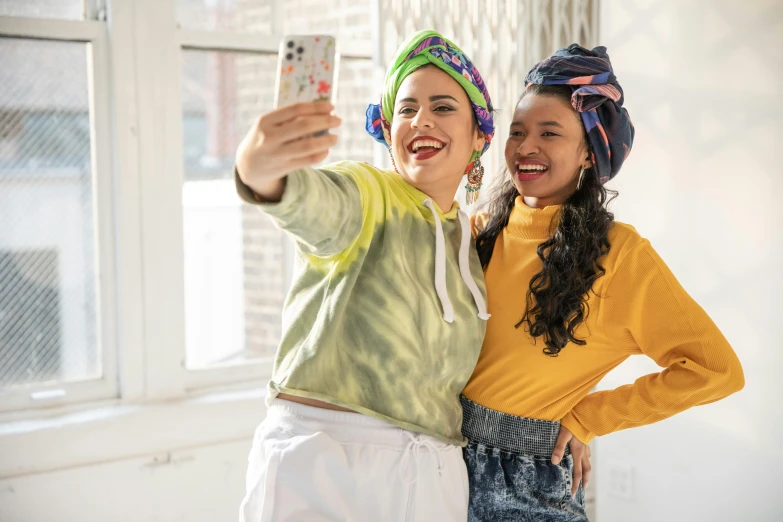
[464,157,484,204]
[389,148,399,174]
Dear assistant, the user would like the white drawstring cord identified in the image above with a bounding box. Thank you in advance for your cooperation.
[457,210,491,321]
[423,199,455,323]
[399,431,445,484]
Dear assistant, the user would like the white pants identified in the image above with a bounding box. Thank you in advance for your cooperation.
[239,399,469,522]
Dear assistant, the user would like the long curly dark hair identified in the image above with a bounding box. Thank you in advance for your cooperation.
[476,84,617,356]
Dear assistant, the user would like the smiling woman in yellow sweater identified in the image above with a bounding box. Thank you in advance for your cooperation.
[461,44,744,522]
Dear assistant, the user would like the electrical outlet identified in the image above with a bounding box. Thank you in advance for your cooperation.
[607,464,634,500]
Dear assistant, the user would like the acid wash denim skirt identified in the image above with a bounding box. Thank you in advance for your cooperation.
[461,396,589,522]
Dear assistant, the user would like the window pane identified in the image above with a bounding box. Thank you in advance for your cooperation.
[0,0,84,20]
[330,58,374,165]
[177,0,372,48]
[281,1,371,49]
[181,48,374,369]
[0,38,99,388]
[182,49,284,369]
[178,0,272,33]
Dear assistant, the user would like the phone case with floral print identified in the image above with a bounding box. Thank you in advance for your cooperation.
[274,35,338,108]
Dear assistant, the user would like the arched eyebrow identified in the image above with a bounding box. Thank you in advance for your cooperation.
[396,95,460,105]
[510,120,565,128]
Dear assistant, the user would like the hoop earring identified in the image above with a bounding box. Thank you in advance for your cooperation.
[577,167,587,191]
[465,157,484,204]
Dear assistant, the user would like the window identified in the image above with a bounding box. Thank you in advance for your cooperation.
[176,0,374,385]
[0,0,597,414]
[0,38,97,390]
[181,49,279,369]
[0,4,116,412]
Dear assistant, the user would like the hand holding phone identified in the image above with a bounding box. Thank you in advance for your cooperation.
[236,102,341,201]
[235,35,341,201]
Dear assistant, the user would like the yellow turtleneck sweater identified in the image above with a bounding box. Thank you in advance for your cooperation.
[462,197,744,444]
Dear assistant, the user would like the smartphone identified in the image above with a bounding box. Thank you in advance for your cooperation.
[274,35,339,109]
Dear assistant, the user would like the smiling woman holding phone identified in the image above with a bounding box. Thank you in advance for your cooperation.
[235,30,494,521]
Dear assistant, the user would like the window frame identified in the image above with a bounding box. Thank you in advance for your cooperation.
[174,11,372,393]
[175,26,284,393]
[0,0,378,414]
[0,12,120,413]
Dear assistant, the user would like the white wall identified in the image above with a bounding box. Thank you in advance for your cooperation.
[595,1,783,521]
[0,389,266,522]
[0,440,249,522]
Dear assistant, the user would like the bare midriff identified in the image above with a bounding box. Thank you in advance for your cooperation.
[277,393,356,412]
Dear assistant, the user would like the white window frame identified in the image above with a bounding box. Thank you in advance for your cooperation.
[0,0,377,417]
[0,8,120,413]
[173,4,372,393]
[0,0,376,478]
[175,16,287,393]
[0,0,279,478]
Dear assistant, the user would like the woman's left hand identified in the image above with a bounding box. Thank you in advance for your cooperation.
[551,425,591,497]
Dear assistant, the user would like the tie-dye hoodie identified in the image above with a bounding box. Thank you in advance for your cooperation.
[236,160,489,445]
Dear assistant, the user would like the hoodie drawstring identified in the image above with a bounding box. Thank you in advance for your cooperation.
[423,199,455,323]
[457,210,491,320]
[422,199,490,323]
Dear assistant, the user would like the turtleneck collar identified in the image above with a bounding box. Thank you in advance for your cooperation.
[507,196,562,240]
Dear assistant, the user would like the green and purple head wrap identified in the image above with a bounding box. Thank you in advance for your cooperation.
[365,30,494,167]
